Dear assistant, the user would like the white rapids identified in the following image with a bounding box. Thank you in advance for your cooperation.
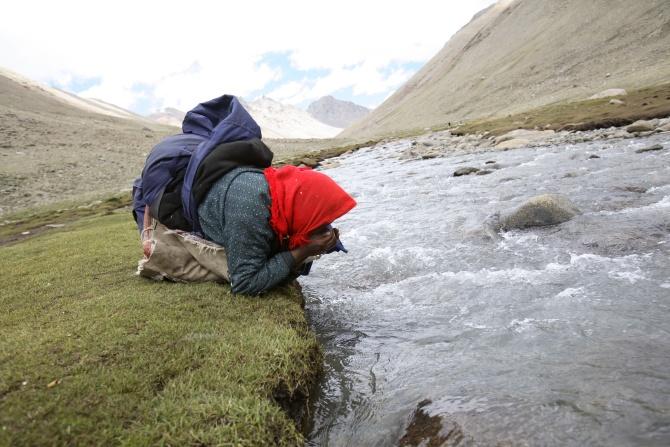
[301,132,670,446]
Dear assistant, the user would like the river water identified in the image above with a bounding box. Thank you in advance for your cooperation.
[301,133,670,446]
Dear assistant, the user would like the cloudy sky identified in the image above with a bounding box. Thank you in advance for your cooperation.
[1,0,495,115]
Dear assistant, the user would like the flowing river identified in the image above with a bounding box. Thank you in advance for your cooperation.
[301,133,670,446]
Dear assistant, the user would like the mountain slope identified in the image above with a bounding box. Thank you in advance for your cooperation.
[307,96,370,128]
[341,0,670,138]
[0,67,174,214]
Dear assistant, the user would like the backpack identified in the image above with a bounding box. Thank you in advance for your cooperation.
[132,94,273,235]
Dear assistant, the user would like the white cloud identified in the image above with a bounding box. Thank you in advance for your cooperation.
[267,62,416,106]
[0,0,497,113]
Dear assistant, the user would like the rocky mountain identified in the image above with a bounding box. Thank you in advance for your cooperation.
[341,0,670,139]
[148,107,185,128]
[307,95,370,128]
[242,96,342,139]
[0,67,173,214]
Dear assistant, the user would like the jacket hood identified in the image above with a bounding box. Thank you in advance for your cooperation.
[180,95,263,232]
[132,94,262,233]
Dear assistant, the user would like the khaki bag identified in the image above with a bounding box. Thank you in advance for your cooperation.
[137,206,230,283]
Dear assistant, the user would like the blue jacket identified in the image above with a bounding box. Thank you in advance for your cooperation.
[132,95,262,233]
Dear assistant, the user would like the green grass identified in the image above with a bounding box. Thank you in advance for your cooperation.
[0,213,321,446]
[452,82,670,136]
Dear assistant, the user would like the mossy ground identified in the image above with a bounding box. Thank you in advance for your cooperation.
[0,213,321,446]
[452,82,670,137]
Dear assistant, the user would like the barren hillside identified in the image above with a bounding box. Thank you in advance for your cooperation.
[0,69,175,215]
[341,0,670,138]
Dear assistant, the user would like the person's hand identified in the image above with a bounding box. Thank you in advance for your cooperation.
[290,227,340,265]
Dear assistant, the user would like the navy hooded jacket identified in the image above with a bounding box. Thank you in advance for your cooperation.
[132,95,263,234]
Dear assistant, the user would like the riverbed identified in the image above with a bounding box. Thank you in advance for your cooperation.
[302,132,670,446]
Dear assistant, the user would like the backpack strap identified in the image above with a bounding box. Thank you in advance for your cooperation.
[141,205,155,258]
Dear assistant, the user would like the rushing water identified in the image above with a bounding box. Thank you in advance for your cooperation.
[301,133,670,446]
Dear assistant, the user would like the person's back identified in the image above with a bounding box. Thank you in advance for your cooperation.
[199,167,293,295]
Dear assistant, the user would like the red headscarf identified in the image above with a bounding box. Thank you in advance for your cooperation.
[263,165,356,249]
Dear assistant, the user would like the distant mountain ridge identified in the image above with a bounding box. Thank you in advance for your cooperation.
[307,95,370,128]
[146,97,343,139]
[341,0,670,138]
[241,96,342,139]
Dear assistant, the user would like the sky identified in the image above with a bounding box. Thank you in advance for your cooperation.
[0,0,496,115]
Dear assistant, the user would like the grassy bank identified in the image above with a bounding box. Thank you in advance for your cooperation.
[452,82,670,136]
[274,139,381,167]
[0,212,321,446]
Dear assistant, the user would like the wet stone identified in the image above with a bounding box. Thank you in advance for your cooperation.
[421,153,440,160]
[493,193,581,231]
[620,185,648,193]
[299,157,320,168]
[635,144,664,154]
[453,167,480,177]
[398,399,465,447]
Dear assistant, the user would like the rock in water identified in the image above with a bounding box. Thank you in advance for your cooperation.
[398,399,465,447]
[635,144,664,153]
[453,167,480,176]
[497,194,581,230]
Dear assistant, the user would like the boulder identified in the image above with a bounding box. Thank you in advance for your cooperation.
[609,98,625,105]
[626,120,656,133]
[496,194,581,231]
[299,157,320,168]
[494,129,555,146]
[496,138,530,150]
[588,88,627,100]
[453,166,480,176]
